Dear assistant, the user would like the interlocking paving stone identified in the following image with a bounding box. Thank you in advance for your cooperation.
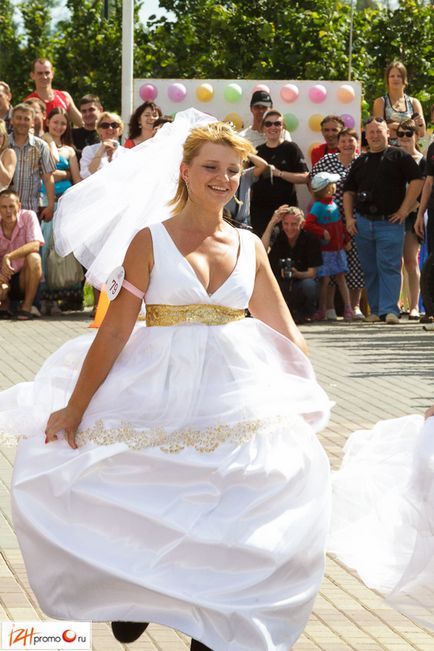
[0,315,433,649]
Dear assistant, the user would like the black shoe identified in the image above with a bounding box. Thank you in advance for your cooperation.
[190,640,213,651]
[111,621,149,643]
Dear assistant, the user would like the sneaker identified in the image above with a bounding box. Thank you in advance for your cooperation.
[312,309,326,321]
[353,306,365,320]
[50,302,62,315]
[30,305,42,318]
[343,306,354,321]
[365,313,381,323]
[325,308,337,321]
[385,312,400,324]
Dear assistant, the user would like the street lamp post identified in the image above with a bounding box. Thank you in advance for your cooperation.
[122,0,134,140]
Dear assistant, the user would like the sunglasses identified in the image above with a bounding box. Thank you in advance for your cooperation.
[99,122,120,129]
[363,116,385,126]
[264,120,283,128]
[397,130,415,138]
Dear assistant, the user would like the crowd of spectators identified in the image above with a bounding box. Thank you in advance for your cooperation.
[0,57,432,325]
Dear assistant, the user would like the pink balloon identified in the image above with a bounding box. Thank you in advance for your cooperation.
[308,84,327,104]
[139,84,158,102]
[252,83,270,94]
[280,84,299,103]
[168,82,187,102]
[341,113,355,128]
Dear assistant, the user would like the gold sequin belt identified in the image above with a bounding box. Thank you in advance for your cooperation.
[145,303,246,327]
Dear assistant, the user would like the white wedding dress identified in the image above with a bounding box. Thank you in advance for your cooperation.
[329,413,434,629]
[2,222,332,651]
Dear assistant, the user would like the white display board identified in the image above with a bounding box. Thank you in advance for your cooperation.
[133,78,362,164]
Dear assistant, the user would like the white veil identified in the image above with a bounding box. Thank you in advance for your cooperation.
[54,108,216,288]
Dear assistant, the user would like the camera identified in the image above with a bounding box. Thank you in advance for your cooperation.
[356,190,378,214]
[357,190,372,203]
[278,258,293,280]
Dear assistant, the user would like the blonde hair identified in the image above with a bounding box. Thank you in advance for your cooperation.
[96,111,124,135]
[284,206,304,221]
[0,119,8,153]
[169,121,255,215]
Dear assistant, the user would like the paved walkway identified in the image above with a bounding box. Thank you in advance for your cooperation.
[1,314,434,651]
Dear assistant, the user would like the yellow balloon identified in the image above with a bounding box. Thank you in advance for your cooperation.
[223,113,244,131]
[196,83,214,102]
[308,142,322,158]
[308,114,324,132]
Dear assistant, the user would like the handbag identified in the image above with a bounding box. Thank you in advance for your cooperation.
[45,228,84,290]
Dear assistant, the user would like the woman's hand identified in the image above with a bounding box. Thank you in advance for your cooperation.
[45,404,84,449]
[101,139,118,162]
[425,404,434,419]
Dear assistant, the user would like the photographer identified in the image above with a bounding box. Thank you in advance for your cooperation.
[343,117,423,324]
[262,205,322,323]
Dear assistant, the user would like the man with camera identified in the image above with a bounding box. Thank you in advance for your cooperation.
[343,117,423,324]
[262,205,322,323]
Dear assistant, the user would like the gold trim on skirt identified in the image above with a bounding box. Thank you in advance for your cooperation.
[145,303,246,327]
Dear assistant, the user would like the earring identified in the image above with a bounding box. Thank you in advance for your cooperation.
[184,178,190,193]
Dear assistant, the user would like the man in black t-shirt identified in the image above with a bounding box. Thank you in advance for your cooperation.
[72,94,102,161]
[262,205,322,322]
[343,117,423,323]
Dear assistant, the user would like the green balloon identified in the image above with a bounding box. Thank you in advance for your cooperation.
[224,83,242,103]
[283,113,299,132]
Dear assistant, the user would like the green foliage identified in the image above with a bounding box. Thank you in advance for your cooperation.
[0,0,432,117]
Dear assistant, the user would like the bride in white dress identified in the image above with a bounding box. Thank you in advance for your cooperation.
[1,113,331,650]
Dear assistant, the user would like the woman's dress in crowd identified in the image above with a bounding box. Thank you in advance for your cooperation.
[329,413,434,629]
[40,153,83,306]
[1,223,332,651]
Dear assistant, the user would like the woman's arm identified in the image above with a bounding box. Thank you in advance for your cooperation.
[273,169,309,184]
[0,148,16,187]
[42,133,60,163]
[45,228,154,448]
[68,148,81,184]
[249,237,307,354]
[372,96,385,120]
[248,153,269,177]
[412,98,426,137]
[261,205,289,250]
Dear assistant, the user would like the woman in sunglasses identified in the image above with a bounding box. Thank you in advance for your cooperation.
[397,118,426,320]
[80,111,127,179]
[250,110,308,237]
[373,61,426,145]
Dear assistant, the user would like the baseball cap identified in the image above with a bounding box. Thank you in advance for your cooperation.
[250,90,272,108]
[311,171,341,192]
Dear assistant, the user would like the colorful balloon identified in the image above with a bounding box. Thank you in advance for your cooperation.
[341,113,355,128]
[252,83,270,94]
[337,84,356,103]
[280,84,299,103]
[223,113,244,131]
[283,112,299,132]
[139,84,158,102]
[168,82,187,102]
[308,114,324,132]
[224,83,243,103]
[308,84,327,103]
[196,83,214,102]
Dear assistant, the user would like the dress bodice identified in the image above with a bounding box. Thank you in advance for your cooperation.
[145,222,256,309]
